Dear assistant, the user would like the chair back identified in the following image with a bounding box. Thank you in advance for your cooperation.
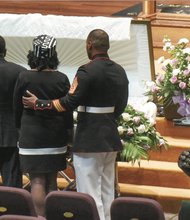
[179,200,190,220]
[0,186,37,217]
[111,197,165,220]
[0,215,42,220]
[45,191,100,220]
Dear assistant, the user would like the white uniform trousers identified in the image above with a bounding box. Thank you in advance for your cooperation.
[73,152,117,220]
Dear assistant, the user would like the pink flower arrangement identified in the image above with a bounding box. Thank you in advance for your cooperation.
[145,37,190,116]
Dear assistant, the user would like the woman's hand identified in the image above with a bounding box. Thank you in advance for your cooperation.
[22,90,38,109]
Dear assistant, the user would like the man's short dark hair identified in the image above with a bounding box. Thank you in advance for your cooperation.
[0,36,6,55]
[87,29,110,52]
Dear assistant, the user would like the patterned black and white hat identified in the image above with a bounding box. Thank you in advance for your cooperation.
[33,35,56,58]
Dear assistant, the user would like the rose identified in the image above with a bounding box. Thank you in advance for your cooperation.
[137,124,146,133]
[145,81,159,93]
[122,112,131,122]
[183,69,190,76]
[186,56,190,62]
[127,128,134,136]
[171,58,178,67]
[183,48,190,54]
[145,81,160,98]
[178,38,189,44]
[172,69,180,76]
[179,82,187,89]
[170,76,178,84]
[133,116,141,125]
[155,73,165,85]
[118,126,125,135]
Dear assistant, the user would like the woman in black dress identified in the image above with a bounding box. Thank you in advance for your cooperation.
[13,35,73,216]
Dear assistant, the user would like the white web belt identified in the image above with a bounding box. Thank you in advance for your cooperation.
[77,106,115,113]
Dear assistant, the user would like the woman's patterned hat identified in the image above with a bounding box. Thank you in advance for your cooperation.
[33,34,56,58]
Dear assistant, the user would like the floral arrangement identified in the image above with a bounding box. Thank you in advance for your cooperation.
[117,104,168,164]
[145,37,190,117]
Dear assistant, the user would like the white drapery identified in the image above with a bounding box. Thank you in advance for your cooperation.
[0,13,132,40]
[0,13,153,100]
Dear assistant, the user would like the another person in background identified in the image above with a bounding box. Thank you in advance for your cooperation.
[0,36,25,188]
[23,29,129,220]
[13,35,73,216]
